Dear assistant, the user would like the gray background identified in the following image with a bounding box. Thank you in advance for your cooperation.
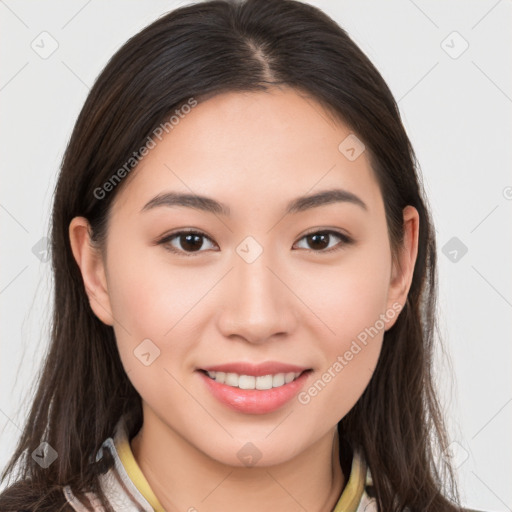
[1,1,511,510]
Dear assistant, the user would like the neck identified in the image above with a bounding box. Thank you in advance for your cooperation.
[130,410,346,512]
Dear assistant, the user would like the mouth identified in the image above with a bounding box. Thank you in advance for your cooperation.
[196,364,313,414]
[199,369,308,390]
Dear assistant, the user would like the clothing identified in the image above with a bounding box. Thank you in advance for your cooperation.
[63,416,377,511]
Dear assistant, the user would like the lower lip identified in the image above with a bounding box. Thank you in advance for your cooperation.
[198,370,311,414]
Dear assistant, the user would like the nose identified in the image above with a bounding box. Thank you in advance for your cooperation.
[216,248,298,345]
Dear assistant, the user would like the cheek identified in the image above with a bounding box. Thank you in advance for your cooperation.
[298,240,392,348]
[105,244,214,395]
[106,256,191,414]
[103,245,176,373]
[106,241,206,338]
[297,335,382,433]
[296,257,389,423]
[293,241,390,416]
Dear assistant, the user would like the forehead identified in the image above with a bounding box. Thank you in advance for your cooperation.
[109,87,383,220]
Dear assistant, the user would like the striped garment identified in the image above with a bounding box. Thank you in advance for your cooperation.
[63,416,378,511]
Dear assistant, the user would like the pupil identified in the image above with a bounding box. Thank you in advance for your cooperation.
[309,233,328,250]
[182,234,202,251]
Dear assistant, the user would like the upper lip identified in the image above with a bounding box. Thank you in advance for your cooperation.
[199,361,311,377]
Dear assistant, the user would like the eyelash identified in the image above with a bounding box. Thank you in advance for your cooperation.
[156,229,354,257]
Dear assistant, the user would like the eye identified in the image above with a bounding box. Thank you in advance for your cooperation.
[157,230,217,256]
[293,230,353,253]
[157,229,354,257]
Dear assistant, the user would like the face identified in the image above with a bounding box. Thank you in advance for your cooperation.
[71,86,418,467]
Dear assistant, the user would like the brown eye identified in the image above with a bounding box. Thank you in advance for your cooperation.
[294,230,353,253]
[158,230,216,256]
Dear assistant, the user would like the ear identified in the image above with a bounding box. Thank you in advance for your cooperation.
[68,216,114,326]
[385,205,420,329]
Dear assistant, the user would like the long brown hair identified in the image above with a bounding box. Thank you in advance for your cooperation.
[0,0,463,510]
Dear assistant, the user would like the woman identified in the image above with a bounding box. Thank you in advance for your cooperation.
[0,0,465,510]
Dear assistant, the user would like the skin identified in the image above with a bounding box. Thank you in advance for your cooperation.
[69,86,419,512]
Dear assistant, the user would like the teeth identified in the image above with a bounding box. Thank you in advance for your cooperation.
[225,372,238,386]
[285,372,296,384]
[205,371,302,390]
[272,373,285,387]
[238,375,255,389]
[256,374,273,390]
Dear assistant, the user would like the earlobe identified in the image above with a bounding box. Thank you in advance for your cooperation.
[386,205,420,323]
[68,217,114,326]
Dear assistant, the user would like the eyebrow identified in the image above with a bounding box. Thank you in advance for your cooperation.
[140,188,368,216]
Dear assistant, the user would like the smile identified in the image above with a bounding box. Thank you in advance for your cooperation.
[204,370,303,390]
[198,367,313,414]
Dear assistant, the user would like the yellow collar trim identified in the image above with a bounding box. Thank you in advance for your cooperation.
[115,427,167,512]
[332,447,367,512]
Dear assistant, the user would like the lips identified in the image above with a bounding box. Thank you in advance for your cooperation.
[196,361,312,414]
